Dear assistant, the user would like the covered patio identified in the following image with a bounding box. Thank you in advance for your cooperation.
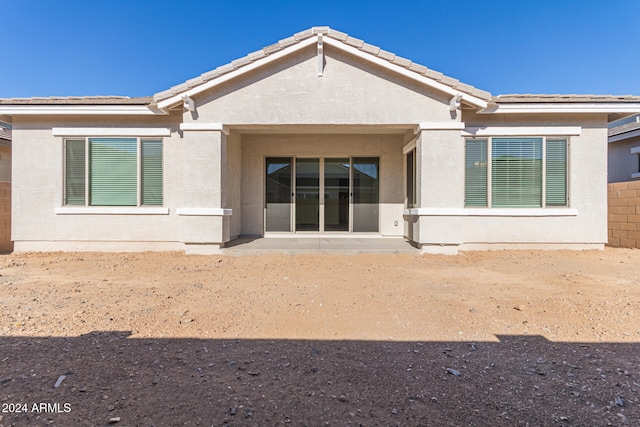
[221,236,418,254]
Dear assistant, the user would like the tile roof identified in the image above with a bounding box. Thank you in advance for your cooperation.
[152,26,493,103]
[0,127,10,142]
[609,115,640,137]
[494,94,640,103]
[0,96,153,105]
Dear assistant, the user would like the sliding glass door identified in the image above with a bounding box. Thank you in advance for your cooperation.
[265,157,379,233]
[352,157,379,232]
[324,158,350,231]
[265,157,292,232]
[295,158,320,231]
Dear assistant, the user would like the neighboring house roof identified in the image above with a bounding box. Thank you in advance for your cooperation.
[609,115,640,136]
[0,120,10,143]
[0,127,10,142]
[495,94,640,104]
[608,114,640,142]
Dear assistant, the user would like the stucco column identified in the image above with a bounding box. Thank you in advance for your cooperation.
[418,129,465,208]
[406,127,465,252]
[177,126,231,253]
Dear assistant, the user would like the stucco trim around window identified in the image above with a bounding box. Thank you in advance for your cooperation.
[462,127,581,137]
[403,208,578,217]
[55,207,169,215]
[176,208,232,216]
[53,128,171,137]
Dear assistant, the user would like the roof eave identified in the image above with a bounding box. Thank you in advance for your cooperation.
[479,103,640,114]
[0,104,167,116]
[609,128,640,143]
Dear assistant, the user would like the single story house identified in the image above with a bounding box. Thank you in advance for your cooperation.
[608,114,640,183]
[1,27,640,254]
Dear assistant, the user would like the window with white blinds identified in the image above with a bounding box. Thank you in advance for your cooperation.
[64,137,163,206]
[464,137,568,208]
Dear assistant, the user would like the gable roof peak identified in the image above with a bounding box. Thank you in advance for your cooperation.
[153,27,492,108]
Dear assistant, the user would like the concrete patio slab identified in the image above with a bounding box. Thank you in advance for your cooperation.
[222,237,418,254]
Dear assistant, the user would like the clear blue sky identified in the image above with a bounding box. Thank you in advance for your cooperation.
[2,0,639,98]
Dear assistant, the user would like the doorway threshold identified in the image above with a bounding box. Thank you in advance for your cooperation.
[263,233,386,239]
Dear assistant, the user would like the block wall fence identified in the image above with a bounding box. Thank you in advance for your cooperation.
[0,182,11,252]
[608,180,640,248]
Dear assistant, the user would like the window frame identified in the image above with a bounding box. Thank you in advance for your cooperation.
[63,136,164,207]
[464,136,569,208]
[406,148,416,208]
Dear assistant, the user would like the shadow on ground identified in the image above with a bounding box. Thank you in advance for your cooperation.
[0,333,637,426]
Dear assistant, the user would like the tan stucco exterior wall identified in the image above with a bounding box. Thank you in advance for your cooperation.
[7,42,614,253]
[190,45,453,126]
[406,113,609,252]
[226,131,243,239]
[11,114,186,251]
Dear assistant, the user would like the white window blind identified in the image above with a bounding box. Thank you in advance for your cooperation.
[465,139,488,207]
[64,139,86,205]
[492,138,542,208]
[141,139,163,206]
[545,139,567,206]
[89,138,137,206]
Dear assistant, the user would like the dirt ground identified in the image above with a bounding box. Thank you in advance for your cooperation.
[0,248,639,426]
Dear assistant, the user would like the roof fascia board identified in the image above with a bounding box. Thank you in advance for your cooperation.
[156,37,318,110]
[481,103,640,114]
[0,105,166,116]
[406,207,578,217]
[402,138,416,154]
[609,128,640,143]
[322,37,488,109]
